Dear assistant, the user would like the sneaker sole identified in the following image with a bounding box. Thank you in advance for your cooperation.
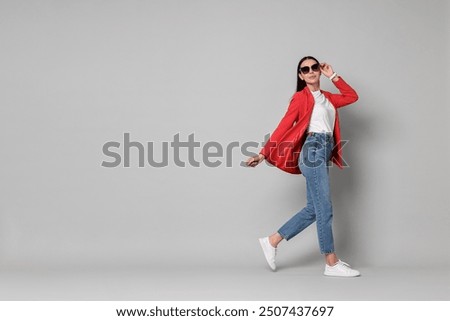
[324,273,361,278]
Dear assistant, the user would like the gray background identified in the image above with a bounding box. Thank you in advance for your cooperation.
[0,0,449,300]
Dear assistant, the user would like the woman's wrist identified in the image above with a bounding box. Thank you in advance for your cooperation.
[329,72,338,81]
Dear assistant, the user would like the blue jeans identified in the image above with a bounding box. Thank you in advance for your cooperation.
[277,132,335,254]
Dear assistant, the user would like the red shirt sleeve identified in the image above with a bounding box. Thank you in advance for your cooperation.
[259,93,300,158]
[328,77,359,108]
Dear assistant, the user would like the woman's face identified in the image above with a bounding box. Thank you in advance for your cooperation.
[298,59,321,84]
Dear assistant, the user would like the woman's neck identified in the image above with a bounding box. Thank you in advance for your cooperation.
[306,83,320,92]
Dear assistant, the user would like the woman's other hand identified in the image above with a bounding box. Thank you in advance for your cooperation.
[246,154,265,167]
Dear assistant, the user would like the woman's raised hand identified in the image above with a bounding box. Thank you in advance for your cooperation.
[320,62,334,78]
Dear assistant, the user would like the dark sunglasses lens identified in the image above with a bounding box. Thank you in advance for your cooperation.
[300,66,309,74]
[311,63,320,71]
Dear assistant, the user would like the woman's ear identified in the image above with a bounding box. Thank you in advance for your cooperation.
[298,73,303,81]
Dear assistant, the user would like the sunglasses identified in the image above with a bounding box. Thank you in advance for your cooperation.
[299,63,320,74]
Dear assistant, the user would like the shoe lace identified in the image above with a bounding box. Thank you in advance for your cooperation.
[339,260,351,267]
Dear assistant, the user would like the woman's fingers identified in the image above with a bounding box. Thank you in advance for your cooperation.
[320,62,333,77]
[246,156,260,167]
[246,157,255,166]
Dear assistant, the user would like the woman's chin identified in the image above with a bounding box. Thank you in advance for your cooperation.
[306,79,320,85]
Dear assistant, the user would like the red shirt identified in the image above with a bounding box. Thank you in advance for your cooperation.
[259,77,359,174]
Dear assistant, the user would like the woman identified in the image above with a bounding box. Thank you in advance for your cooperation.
[246,56,360,277]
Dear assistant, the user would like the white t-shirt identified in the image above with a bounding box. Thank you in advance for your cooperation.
[307,89,336,133]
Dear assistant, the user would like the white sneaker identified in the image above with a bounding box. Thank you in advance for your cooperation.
[258,237,277,271]
[324,260,360,277]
